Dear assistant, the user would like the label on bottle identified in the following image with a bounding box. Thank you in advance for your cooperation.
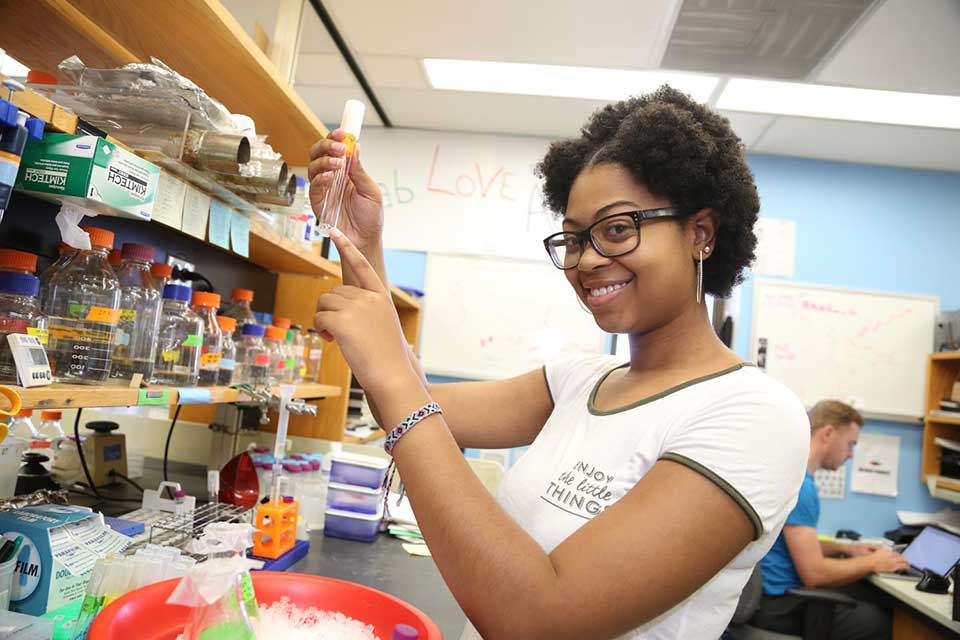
[119,309,137,322]
[299,366,307,378]
[219,358,236,371]
[161,349,180,362]
[68,303,89,318]
[85,306,122,324]
[284,358,295,369]
[48,324,114,345]
[253,354,270,365]
[182,334,202,347]
[201,352,222,366]
[26,326,49,345]
[276,360,287,370]
[0,317,28,333]
[308,349,322,360]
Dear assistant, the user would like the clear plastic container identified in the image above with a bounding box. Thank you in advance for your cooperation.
[330,452,390,489]
[326,481,382,514]
[317,100,365,236]
[304,328,323,382]
[38,410,65,438]
[150,262,172,291]
[44,226,121,384]
[39,242,76,306]
[0,248,37,275]
[288,326,304,383]
[110,243,162,382]
[238,323,269,385]
[216,316,237,386]
[323,503,382,543]
[191,292,223,387]
[0,272,47,384]
[9,409,38,440]
[152,284,204,386]
[221,288,257,338]
[264,326,288,384]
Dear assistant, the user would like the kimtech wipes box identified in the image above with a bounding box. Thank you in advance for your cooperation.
[0,505,131,616]
[14,133,159,221]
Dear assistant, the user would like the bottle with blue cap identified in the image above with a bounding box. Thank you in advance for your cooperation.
[237,322,269,386]
[0,271,47,383]
[0,80,45,223]
[151,283,204,386]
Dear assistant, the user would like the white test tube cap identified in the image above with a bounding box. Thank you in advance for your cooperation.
[340,100,366,138]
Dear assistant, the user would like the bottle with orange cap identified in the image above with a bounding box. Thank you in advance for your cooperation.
[0,248,38,275]
[264,326,288,384]
[9,409,38,440]
[192,291,223,386]
[216,316,238,386]
[37,410,65,439]
[43,226,121,384]
[110,243,163,381]
[221,288,257,338]
[150,262,173,291]
[39,242,77,305]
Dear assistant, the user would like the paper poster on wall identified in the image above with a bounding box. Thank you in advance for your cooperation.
[850,432,900,497]
[815,467,846,500]
[754,218,796,278]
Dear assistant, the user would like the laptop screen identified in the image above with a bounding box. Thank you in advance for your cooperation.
[903,526,960,576]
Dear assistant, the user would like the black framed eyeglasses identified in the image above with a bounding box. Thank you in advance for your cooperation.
[542,207,680,270]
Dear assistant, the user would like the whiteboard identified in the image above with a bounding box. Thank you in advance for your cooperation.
[360,128,558,260]
[420,253,608,380]
[750,281,938,421]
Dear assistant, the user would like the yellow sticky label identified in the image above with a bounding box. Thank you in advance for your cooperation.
[85,306,121,324]
[26,327,49,345]
[120,309,137,322]
[161,350,180,362]
[201,352,222,366]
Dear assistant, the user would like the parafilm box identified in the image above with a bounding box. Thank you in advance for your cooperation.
[14,133,159,221]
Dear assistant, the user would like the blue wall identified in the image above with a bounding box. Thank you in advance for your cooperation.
[738,154,960,538]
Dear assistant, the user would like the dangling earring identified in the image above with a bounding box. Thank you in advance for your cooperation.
[696,249,704,304]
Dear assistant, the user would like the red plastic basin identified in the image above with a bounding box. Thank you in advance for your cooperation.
[88,571,442,639]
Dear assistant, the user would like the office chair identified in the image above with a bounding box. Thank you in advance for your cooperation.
[726,565,856,640]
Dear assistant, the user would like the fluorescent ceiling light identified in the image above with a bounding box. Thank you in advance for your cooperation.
[717,78,960,130]
[0,55,29,78]
[423,59,719,103]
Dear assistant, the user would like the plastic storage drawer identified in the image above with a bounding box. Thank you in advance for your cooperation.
[329,452,389,489]
[323,503,383,543]
[326,482,383,514]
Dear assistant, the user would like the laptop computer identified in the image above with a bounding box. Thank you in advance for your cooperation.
[880,525,960,580]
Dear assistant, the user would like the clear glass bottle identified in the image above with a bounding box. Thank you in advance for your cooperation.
[0,272,48,384]
[216,316,237,386]
[191,292,223,387]
[286,327,303,383]
[0,248,37,275]
[221,288,256,339]
[38,410,65,438]
[304,328,323,383]
[271,318,293,382]
[9,410,38,440]
[44,226,121,384]
[152,284,203,386]
[264,326,288,384]
[239,324,269,386]
[150,262,172,291]
[39,242,76,306]
[110,243,162,382]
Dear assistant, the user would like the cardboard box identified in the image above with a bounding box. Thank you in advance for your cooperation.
[0,505,131,616]
[14,133,159,221]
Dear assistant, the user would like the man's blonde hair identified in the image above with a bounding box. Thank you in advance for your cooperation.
[809,400,864,433]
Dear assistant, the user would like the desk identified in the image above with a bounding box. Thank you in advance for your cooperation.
[869,575,960,639]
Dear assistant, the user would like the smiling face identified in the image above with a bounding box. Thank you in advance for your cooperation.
[563,162,700,335]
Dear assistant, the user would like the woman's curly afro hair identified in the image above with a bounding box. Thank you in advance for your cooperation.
[535,85,759,298]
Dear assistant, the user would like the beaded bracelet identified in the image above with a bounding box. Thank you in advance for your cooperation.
[384,402,442,456]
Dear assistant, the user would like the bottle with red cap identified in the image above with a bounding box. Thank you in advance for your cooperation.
[150,262,172,291]
[110,243,163,381]
[152,284,203,386]
[221,288,257,338]
[43,226,121,384]
[0,270,46,383]
[192,291,223,386]
[0,248,38,275]
[39,242,76,306]
[216,316,237,386]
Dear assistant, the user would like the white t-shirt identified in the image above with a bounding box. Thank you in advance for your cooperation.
[460,354,809,640]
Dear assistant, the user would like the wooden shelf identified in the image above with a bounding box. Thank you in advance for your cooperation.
[928,413,960,426]
[932,352,960,362]
[2,382,340,412]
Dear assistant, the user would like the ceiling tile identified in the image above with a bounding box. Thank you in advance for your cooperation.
[752,116,960,172]
[296,85,384,128]
[719,111,775,149]
[360,56,429,90]
[815,0,960,94]
[325,0,678,68]
[295,53,356,87]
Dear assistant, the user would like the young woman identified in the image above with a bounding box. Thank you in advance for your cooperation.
[308,86,809,640]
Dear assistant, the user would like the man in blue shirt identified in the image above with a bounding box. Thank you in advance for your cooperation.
[752,401,909,639]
